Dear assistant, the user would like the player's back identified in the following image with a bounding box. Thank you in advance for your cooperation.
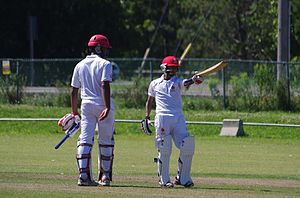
[76,54,111,105]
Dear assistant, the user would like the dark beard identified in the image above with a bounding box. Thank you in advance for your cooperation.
[164,71,175,79]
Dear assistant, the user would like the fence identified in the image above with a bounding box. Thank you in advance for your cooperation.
[1,118,300,128]
[0,58,300,111]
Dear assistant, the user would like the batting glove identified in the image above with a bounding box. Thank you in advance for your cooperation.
[141,116,152,135]
[58,113,81,131]
[192,75,204,85]
[72,113,81,125]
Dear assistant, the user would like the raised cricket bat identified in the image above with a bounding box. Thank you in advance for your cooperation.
[195,60,228,77]
[179,42,192,66]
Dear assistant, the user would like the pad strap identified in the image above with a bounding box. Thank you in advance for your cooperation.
[76,153,91,159]
[77,143,93,148]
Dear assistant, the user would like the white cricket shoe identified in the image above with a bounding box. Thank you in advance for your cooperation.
[78,178,99,186]
[173,176,194,188]
[159,181,174,188]
[99,176,111,186]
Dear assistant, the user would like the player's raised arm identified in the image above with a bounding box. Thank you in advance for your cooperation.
[183,75,204,87]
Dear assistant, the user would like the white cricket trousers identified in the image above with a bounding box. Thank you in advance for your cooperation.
[154,113,189,148]
[77,103,115,180]
[79,103,115,145]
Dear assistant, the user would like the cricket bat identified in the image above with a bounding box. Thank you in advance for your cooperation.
[195,60,228,77]
[179,42,192,66]
[55,122,80,149]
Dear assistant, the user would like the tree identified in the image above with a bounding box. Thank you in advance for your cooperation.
[174,0,278,60]
[0,0,299,59]
[0,0,126,58]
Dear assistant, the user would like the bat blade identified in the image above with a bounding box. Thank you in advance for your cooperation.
[196,60,228,77]
[139,47,150,70]
[179,42,192,65]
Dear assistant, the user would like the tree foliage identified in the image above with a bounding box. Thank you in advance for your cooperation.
[0,0,299,60]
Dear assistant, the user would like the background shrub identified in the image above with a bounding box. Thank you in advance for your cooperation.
[0,74,25,104]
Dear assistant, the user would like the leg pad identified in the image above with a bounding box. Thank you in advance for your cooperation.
[156,135,172,185]
[98,144,114,181]
[176,136,195,186]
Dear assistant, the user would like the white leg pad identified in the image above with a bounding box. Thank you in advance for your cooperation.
[156,135,172,184]
[98,144,114,181]
[76,142,93,181]
[177,136,195,185]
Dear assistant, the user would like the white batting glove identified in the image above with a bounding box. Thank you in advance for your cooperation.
[58,113,81,131]
[192,75,204,85]
[72,113,81,125]
[58,113,74,130]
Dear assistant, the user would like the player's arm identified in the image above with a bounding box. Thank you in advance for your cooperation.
[183,78,194,87]
[183,75,204,87]
[141,95,154,135]
[99,81,111,121]
[71,87,79,115]
[145,95,154,119]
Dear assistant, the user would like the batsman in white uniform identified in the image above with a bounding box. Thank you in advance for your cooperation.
[142,56,203,188]
[71,34,115,186]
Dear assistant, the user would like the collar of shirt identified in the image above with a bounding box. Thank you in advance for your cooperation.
[86,54,99,58]
[158,75,177,94]
[159,75,177,82]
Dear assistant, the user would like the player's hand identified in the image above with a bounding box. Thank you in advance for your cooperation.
[141,116,152,135]
[58,113,80,131]
[72,113,81,124]
[192,75,204,85]
[145,116,153,126]
[99,108,110,121]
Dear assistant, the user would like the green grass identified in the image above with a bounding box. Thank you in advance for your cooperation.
[0,134,299,197]
[1,104,300,139]
[0,105,300,197]
[2,105,300,124]
[1,134,299,179]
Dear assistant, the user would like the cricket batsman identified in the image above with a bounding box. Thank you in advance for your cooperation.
[70,34,115,186]
[141,56,204,188]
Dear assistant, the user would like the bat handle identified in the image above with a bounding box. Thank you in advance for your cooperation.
[55,134,70,149]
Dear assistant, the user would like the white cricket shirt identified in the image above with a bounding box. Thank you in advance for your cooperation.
[71,54,113,106]
[148,75,187,115]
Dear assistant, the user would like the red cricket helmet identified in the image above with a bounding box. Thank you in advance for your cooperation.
[88,34,112,48]
[161,56,179,67]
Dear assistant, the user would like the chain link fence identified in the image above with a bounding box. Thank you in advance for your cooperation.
[0,58,299,111]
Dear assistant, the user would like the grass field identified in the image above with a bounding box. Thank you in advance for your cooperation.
[0,135,299,198]
[0,105,300,197]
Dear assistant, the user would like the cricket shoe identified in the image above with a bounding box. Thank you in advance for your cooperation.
[173,177,194,188]
[78,178,99,186]
[99,176,110,186]
[159,181,174,188]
